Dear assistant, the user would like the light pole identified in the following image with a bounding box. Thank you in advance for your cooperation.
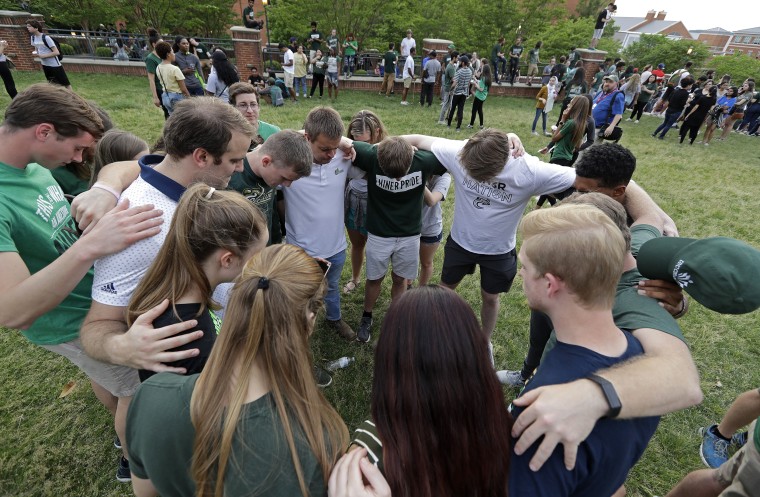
[262,0,271,70]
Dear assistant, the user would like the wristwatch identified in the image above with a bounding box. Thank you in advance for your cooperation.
[587,374,622,418]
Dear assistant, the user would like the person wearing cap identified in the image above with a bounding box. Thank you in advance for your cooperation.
[652,63,666,82]
[420,50,440,107]
[592,74,625,140]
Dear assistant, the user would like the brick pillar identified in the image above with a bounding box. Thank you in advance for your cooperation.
[231,26,262,76]
[0,11,43,71]
[422,38,454,56]
[577,48,607,87]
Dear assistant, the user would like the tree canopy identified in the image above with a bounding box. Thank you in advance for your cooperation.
[621,34,710,72]
[706,53,760,84]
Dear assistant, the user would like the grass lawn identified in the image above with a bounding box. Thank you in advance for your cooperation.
[1,71,759,496]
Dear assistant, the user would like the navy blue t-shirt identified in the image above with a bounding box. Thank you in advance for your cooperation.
[509,330,660,497]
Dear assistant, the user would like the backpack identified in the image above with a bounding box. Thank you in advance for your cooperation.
[667,69,684,86]
[33,34,63,60]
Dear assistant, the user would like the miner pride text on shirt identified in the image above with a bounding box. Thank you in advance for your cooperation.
[352,141,446,237]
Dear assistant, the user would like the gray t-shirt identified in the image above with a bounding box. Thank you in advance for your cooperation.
[423,58,441,84]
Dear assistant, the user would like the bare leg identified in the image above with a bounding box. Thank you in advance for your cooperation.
[115,396,132,459]
[481,289,501,338]
[90,379,117,416]
[610,485,626,497]
[401,87,409,103]
[347,229,367,286]
[363,277,385,313]
[717,388,760,437]
[390,272,407,302]
[418,242,440,286]
[720,116,736,139]
[664,469,726,497]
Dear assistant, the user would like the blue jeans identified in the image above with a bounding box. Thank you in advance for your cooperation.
[187,85,205,97]
[324,249,346,321]
[532,108,547,132]
[161,92,185,115]
[492,57,506,80]
[294,76,307,96]
[653,108,681,138]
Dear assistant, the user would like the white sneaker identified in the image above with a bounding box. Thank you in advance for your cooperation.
[400,101,409,105]
[634,120,639,124]
[437,120,446,125]
[531,131,538,135]
[626,118,632,122]
[496,370,527,387]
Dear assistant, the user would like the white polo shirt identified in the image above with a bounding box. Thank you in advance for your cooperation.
[431,138,576,255]
[283,150,362,258]
[92,155,183,306]
[400,37,416,57]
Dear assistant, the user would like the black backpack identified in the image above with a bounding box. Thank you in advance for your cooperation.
[33,34,63,60]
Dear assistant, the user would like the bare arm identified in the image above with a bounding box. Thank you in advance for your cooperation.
[132,476,159,497]
[401,133,524,157]
[146,72,161,108]
[70,161,141,233]
[625,180,677,235]
[178,79,191,98]
[512,328,701,471]
[423,186,443,207]
[81,299,203,371]
[0,201,161,330]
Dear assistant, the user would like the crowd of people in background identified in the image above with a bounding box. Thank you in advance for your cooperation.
[2,11,760,497]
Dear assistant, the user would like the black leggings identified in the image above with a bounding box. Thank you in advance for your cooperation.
[679,120,702,144]
[448,94,467,128]
[470,98,485,126]
[0,61,17,98]
[536,157,573,206]
[310,73,324,97]
[630,100,648,121]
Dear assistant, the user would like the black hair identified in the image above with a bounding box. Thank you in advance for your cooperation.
[575,143,636,188]
[680,75,695,87]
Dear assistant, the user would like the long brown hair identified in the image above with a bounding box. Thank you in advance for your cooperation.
[190,244,348,497]
[565,95,590,151]
[89,130,148,187]
[126,183,267,326]
[372,285,512,497]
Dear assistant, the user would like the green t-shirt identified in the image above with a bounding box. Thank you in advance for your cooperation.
[228,121,281,245]
[127,373,327,497]
[528,48,540,65]
[312,54,327,75]
[307,30,323,51]
[343,39,357,56]
[474,77,489,101]
[383,50,397,74]
[51,165,89,196]
[491,43,502,60]
[444,62,457,91]
[0,162,92,345]
[144,52,162,92]
[552,119,577,162]
[352,141,446,237]
[638,82,657,103]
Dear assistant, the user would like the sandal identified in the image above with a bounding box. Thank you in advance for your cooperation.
[343,280,359,294]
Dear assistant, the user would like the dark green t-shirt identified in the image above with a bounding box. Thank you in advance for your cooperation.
[145,52,162,92]
[553,119,577,162]
[307,30,323,51]
[352,141,446,237]
[127,373,328,497]
[383,50,397,74]
[0,162,92,345]
[51,165,89,196]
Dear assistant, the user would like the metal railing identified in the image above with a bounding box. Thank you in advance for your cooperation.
[47,29,234,62]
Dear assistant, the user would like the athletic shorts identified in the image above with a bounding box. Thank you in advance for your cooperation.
[403,77,412,89]
[420,231,443,244]
[41,338,140,398]
[715,420,760,496]
[42,65,71,87]
[593,28,604,40]
[284,72,294,88]
[327,72,339,86]
[365,233,420,281]
[441,235,517,294]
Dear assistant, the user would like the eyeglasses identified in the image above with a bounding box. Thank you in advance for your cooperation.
[236,102,259,111]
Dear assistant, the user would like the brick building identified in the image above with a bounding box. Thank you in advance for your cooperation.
[612,10,693,48]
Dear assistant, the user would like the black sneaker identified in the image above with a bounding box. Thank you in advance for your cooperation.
[116,456,131,483]
[357,316,372,343]
[113,435,122,449]
[314,365,333,388]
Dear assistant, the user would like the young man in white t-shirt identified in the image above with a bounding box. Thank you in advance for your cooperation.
[399,29,415,77]
[402,129,575,344]
[26,19,71,89]
[400,47,416,105]
[279,42,296,101]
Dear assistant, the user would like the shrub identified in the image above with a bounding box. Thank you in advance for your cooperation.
[264,59,282,70]
[95,47,113,58]
[59,43,75,56]
[354,69,368,75]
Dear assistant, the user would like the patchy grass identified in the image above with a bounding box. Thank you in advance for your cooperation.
[1,71,759,496]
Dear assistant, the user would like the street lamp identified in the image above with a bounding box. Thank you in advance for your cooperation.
[262,0,271,70]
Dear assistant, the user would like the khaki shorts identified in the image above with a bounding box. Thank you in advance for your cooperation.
[403,77,413,89]
[41,338,140,398]
[527,64,538,76]
[716,420,760,496]
[366,233,420,281]
[284,72,294,88]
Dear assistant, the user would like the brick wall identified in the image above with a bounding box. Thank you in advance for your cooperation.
[231,26,262,77]
[0,11,43,71]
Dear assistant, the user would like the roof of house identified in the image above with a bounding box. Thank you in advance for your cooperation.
[734,26,760,34]
[611,17,648,32]
[631,20,680,34]
[691,27,733,35]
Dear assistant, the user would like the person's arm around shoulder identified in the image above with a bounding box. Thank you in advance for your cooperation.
[625,180,677,236]
[328,448,391,497]
[0,200,161,330]
[71,160,141,234]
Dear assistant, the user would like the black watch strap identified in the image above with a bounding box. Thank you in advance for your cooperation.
[587,374,622,418]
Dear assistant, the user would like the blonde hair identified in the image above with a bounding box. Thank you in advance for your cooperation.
[348,110,388,144]
[126,183,267,326]
[559,192,631,252]
[519,204,625,309]
[190,244,348,497]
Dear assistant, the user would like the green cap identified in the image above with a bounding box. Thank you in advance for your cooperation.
[448,43,456,49]
[637,237,760,314]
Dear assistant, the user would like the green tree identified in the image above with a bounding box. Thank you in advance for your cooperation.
[532,17,621,62]
[621,34,710,72]
[574,0,605,18]
[706,53,760,84]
